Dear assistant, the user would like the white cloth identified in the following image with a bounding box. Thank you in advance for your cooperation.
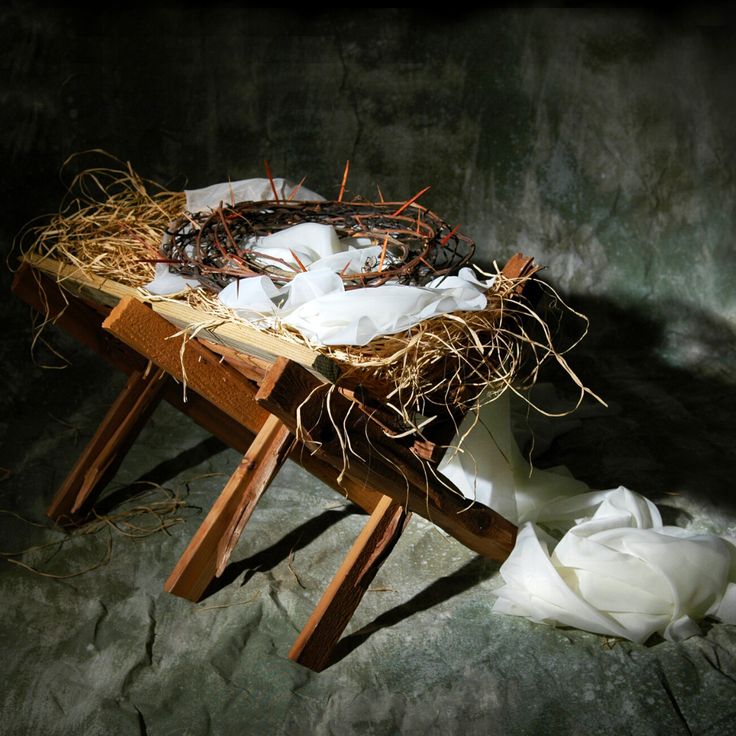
[146,178,497,344]
[214,214,496,345]
[281,269,492,346]
[185,177,324,213]
[438,391,589,525]
[149,177,736,644]
[438,392,736,643]
[218,265,494,346]
[145,261,201,296]
[492,487,736,643]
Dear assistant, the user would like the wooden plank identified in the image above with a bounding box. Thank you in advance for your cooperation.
[289,495,410,671]
[164,414,294,601]
[151,298,328,373]
[103,297,381,513]
[23,253,327,373]
[15,263,379,519]
[257,359,518,561]
[103,297,270,433]
[21,252,139,306]
[47,365,168,524]
[215,418,295,576]
[199,340,270,384]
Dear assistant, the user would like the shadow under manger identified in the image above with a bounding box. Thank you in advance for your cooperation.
[526,289,736,515]
[329,555,499,667]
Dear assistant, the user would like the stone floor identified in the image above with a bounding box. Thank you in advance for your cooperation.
[2,7,736,734]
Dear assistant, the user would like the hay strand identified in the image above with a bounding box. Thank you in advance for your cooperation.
[1,483,189,579]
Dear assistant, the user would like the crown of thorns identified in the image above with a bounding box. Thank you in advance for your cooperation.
[160,199,475,292]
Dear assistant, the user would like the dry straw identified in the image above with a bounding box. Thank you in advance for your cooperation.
[0,483,189,579]
[21,152,184,288]
[23,160,602,440]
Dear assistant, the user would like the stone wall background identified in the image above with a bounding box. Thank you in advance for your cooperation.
[3,8,734,335]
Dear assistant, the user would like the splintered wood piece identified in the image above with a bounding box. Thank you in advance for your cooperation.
[500,252,540,280]
[103,297,270,433]
[500,252,542,294]
[257,359,517,561]
[47,365,168,524]
[289,494,410,671]
[164,414,293,601]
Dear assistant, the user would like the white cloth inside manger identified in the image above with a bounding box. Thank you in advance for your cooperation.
[145,178,736,644]
[147,178,496,346]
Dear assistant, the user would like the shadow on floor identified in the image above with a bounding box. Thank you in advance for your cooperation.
[329,555,499,666]
[202,503,364,599]
[95,435,228,515]
[520,288,736,513]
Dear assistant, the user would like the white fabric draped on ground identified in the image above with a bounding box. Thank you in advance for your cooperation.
[438,394,736,643]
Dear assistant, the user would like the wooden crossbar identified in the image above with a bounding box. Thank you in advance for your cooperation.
[257,358,517,561]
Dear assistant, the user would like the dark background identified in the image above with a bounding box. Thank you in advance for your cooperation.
[1,6,736,735]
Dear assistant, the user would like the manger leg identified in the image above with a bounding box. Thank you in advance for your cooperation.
[47,364,169,524]
[164,414,293,602]
[289,494,411,672]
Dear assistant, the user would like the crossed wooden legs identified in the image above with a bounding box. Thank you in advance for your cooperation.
[13,266,516,671]
[14,267,413,670]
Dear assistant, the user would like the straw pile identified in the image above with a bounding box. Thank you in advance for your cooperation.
[22,159,599,435]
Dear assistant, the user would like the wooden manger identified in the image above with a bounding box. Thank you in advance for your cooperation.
[12,249,537,671]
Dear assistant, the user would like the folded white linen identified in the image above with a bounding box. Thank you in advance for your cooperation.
[218,275,283,317]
